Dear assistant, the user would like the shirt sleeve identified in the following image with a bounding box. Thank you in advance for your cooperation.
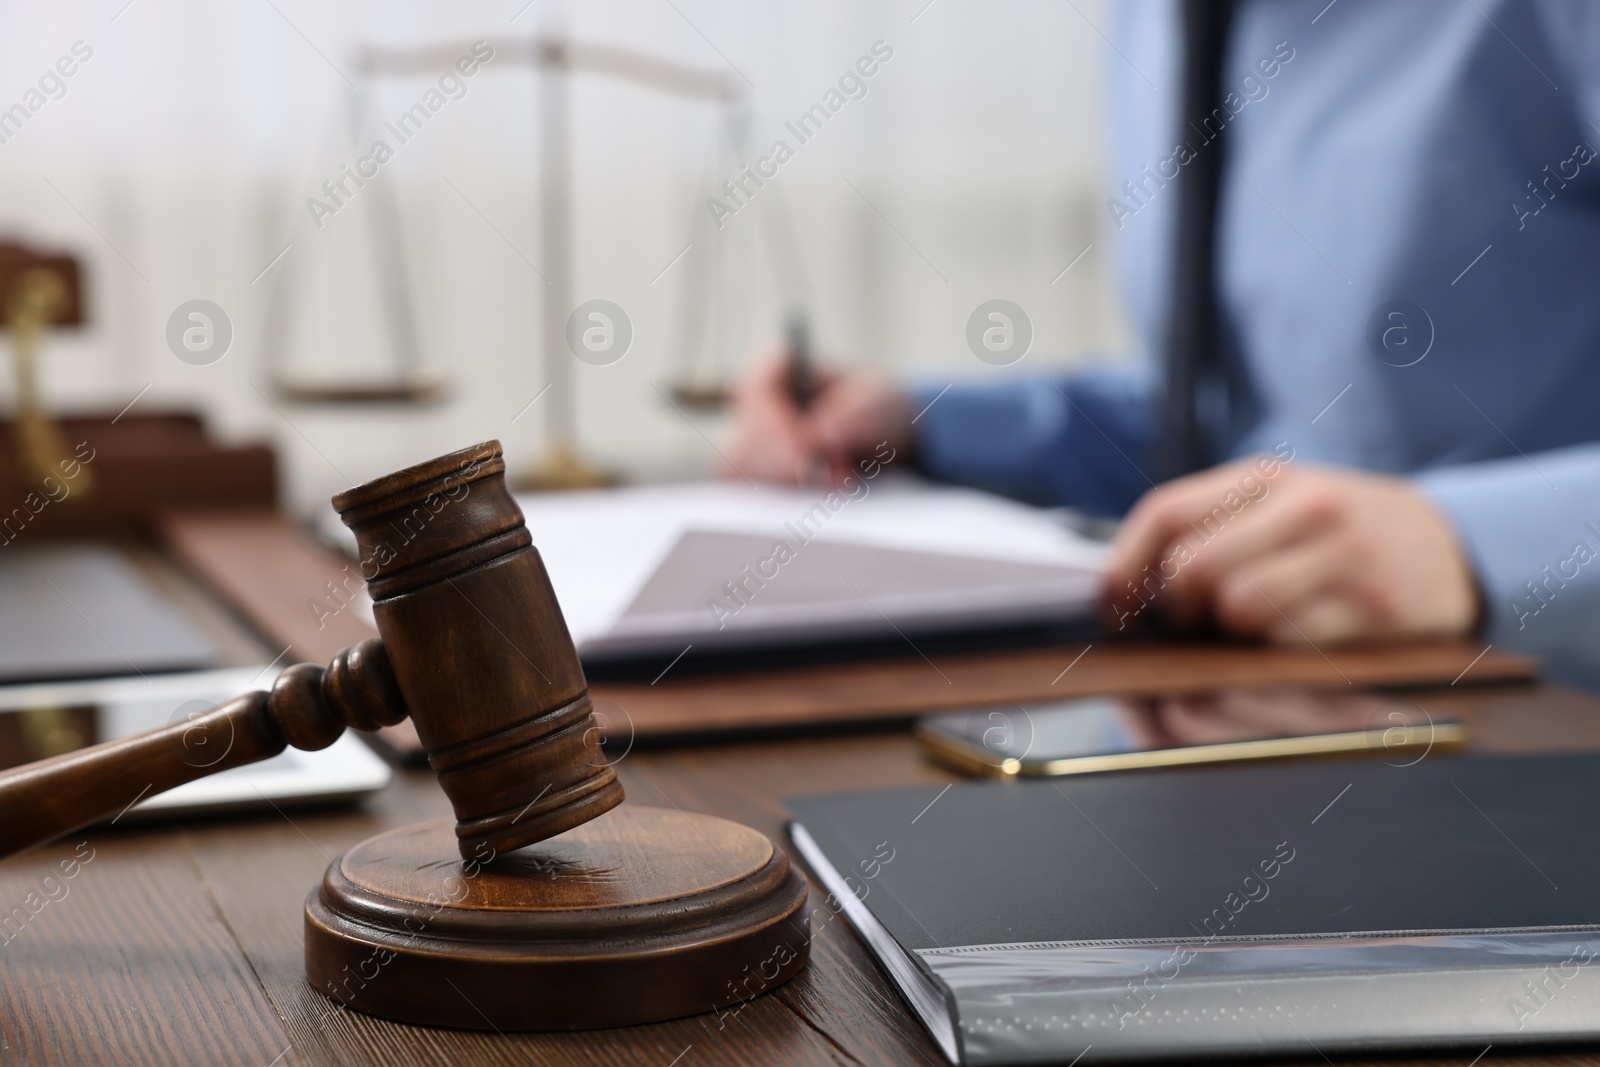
[1416,445,1600,688]
[1415,2,1600,686]
[906,365,1157,517]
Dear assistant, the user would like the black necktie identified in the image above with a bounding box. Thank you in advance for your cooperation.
[1157,0,1237,481]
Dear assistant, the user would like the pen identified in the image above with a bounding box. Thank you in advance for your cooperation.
[786,310,815,412]
[783,310,837,484]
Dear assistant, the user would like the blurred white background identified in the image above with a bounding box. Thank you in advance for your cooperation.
[0,0,1129,516]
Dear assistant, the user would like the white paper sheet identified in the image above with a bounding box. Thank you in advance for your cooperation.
[515,475,1109,648]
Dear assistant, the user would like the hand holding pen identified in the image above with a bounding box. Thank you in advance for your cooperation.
[720,314,913,487]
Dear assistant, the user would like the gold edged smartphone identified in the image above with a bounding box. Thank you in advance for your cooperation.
[916,691,1463,779]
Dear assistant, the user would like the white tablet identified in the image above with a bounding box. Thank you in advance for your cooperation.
[0,666,391,820]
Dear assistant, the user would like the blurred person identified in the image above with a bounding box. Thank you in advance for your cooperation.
[722,0,1600,684]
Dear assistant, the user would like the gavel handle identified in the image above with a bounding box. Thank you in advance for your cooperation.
[0,692,283,859]
[0,639,408,862]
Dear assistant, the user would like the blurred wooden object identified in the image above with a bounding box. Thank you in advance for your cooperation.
[0,413,274,543]
[160,509,371,666]
[0,241,272,542]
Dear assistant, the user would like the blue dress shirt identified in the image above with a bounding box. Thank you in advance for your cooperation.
[912,0,1600,683]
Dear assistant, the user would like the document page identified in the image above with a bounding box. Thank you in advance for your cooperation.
[515,476,1109,654]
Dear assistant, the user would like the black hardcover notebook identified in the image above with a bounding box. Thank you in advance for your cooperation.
[787,753,1600,1064]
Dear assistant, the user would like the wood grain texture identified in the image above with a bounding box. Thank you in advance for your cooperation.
[329,442,623,857]
[336,810,772,909]
[0,828,294,1067]
[594,639,1539,737]
[159,508,378,667]
[306,809,808,1030]
[188,787,857,1067]
[5,680,1600,1065]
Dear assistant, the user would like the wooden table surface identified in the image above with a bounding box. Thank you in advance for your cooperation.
[4,679,1600,1067]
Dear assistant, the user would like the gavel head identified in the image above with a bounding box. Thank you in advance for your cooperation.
[332,441,623,859]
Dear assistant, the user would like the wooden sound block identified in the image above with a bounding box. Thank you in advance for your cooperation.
[305,806,810,1030]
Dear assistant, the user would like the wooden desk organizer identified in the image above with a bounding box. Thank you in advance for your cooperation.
[0,441,809,1029]
[0,412,275,542]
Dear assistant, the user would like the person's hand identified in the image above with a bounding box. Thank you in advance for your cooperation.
[1102,457,1481,645]
[720,349,911,485]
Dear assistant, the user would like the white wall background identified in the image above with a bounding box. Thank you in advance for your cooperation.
[0,0,1130,517]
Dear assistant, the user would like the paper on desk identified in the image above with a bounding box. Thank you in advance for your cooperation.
[515,476,1109,649]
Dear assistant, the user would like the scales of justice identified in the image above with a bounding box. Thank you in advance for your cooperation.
[262,30,804,492]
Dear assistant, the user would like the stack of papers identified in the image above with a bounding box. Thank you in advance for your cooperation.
[514,478,1109,663]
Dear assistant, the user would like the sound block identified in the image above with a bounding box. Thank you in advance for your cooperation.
[305,806,809,1029]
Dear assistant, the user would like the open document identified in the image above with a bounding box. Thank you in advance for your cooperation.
[514,477,1109,664]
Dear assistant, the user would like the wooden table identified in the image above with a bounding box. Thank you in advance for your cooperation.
[3,679,1600,1066]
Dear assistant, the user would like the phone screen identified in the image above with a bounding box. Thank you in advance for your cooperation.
[919,690,1452,772]
[933,698,1132,761]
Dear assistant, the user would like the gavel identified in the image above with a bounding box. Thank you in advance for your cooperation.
[0,440,621,861]
[0,440,808,1031]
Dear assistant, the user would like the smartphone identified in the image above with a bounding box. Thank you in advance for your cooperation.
[915,690,1463,779]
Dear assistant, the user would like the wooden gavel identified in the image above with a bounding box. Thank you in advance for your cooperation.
[0,440,624,861]
[0,439,810,1032]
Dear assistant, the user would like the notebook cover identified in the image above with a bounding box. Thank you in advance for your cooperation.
[788,753,1600,1063]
